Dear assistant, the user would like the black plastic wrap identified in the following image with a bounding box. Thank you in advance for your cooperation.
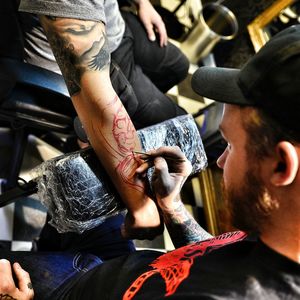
[31,114,207,233]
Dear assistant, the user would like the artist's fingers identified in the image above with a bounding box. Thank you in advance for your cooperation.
[135,160,153,173]
[13,263,34,298]
[153,157,170,183]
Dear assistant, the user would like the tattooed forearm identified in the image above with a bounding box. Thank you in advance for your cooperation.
[40,17,110,96]
[112,103,136,155]
[94,95,136,157]
[163,202,212,248]
[111,103,144,192]
[0,294,17,300]
[91,96,144,191]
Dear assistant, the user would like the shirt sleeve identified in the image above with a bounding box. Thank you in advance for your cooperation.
[18,0,106,23]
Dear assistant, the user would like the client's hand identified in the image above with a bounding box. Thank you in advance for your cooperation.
[0,259,34,300]
[135,146,192,210]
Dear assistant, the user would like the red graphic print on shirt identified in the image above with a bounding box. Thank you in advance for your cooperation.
[123,231,247,299]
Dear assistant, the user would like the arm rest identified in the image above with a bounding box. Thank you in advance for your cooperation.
[0,58,69,98]
[31,114,207,233]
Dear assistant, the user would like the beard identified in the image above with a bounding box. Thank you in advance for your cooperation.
[222,166,279,234]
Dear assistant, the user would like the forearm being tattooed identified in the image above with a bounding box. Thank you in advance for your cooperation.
[39,16,140,185]
[91,95,144,193]
[162,199,212,248]
[38,16,162,237]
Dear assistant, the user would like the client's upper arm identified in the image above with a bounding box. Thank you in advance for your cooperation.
[39,16,110,96]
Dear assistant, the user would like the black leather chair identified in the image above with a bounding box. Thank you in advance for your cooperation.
[0,0,78,206]
[0,57,79,206]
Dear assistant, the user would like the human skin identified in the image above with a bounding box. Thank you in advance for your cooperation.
[39,17,163,239]
[0,259,34,300]
[218,104,300,263]
[136,146,212,247]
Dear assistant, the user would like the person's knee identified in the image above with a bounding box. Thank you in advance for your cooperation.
[166,43,189,83]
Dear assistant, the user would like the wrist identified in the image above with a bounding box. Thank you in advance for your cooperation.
[157,195,183,213]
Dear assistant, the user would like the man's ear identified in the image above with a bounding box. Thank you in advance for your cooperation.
[270,141,299,186]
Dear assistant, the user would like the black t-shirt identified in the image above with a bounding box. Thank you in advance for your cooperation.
[64,231,300,299]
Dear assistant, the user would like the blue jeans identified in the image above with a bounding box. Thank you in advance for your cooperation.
[0,214,135,300]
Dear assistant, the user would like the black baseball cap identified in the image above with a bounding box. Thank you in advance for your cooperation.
[191,25,300,132]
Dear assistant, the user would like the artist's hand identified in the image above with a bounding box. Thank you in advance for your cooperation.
[136,146,192,210]
[136,0,168,47]
[0,259,34,300]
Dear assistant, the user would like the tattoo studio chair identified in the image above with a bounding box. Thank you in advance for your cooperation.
[0,0,79,206]
[0,58,79,207]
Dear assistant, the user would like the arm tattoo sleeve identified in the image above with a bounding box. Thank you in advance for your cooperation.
[164,202,213,248]
[40,17,143,194]
[41,17,110,96]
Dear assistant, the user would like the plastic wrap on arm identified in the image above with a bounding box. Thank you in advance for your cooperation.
[30,114,207,233]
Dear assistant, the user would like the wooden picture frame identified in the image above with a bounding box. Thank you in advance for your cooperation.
[247,0,295,52]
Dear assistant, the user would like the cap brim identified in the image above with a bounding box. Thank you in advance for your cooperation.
[191,66,252,106]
